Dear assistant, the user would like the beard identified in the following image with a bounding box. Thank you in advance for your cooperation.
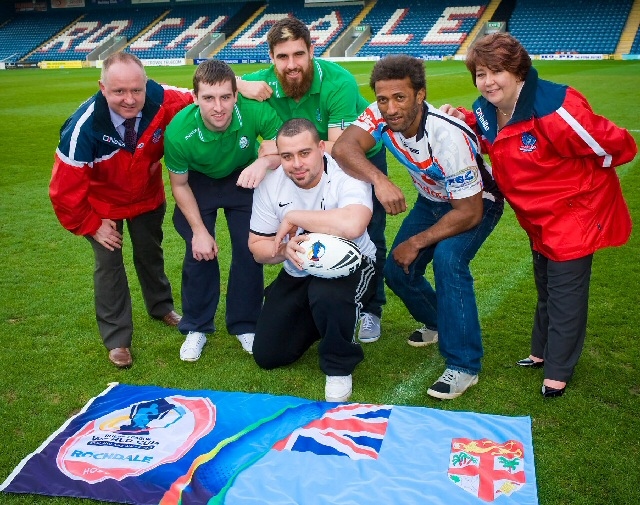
[277,64,314,100]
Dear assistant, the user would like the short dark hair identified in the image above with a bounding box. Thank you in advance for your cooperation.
[369,55,426,94]
[466,33,532,87]
[193,59,237,96]
[267,17,311,53]
[276,118,320,144]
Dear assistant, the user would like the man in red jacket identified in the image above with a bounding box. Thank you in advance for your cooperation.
[49,52,193,368]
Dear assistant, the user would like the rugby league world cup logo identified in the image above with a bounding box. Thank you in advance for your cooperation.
[56,396,216,482]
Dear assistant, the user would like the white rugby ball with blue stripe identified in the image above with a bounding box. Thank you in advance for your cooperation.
[297,232,362,279]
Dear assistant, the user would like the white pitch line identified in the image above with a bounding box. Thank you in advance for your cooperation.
[383,256,531,406]
[384,162,637,406]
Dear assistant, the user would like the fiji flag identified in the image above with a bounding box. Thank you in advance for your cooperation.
[225,406,538,504]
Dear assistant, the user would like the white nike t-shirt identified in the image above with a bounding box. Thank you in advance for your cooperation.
[250,153,376,277]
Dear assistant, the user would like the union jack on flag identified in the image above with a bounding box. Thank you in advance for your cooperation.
[272,403,392,460]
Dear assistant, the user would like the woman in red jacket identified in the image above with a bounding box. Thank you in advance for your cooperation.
[442,33,636,398]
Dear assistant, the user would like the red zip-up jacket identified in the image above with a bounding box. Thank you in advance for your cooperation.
[461,67,636,261]
[50,80,192,236]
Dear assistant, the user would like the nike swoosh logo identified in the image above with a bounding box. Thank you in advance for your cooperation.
[278,202,292,207]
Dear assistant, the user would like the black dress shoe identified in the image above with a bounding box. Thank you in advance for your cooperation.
[541,385,565,398]
[516,358,544,368]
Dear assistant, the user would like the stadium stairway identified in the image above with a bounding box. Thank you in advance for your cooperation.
[455,0,501,57]
[615,0,640,57]
[209,3,266,58]
[321,0,377,57]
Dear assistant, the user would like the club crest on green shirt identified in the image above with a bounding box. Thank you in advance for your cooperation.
[239,136,249,149]
[315,109,322,122]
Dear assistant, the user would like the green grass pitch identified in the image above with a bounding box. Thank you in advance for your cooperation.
[0,59,639,504]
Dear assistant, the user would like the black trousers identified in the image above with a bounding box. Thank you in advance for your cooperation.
[253,257,376,376]
[531,249,593,383]
[172,170,263,336]
[87,202,174,350]
[364,146,388,318]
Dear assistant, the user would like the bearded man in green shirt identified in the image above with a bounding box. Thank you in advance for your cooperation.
[165,59,281,361]
[237,17,388,343]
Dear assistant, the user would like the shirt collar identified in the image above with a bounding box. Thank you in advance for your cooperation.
[194,102,242,141]
[108,108,142,129]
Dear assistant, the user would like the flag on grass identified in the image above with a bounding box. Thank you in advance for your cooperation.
[1,383,538,504]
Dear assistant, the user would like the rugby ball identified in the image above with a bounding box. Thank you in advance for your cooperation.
[297,233,362,279]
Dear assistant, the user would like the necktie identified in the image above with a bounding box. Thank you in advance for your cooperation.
[123,117,137,150]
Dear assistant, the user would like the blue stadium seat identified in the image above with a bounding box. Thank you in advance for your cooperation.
[357,0,487,59]
[216,0,361,62]
[129,3,249,60]
[0,11,79,62]
[509,0,633,54]
[30,7,165,62]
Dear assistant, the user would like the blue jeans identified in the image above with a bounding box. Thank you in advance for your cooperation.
[384,196,503,375]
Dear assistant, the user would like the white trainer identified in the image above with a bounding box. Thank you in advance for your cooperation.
[358,313,381,343]
[325,375,352,402]
[180,331,206,362]
[236,333,254,354]
[427,368,478,400]
[407,325,439,347]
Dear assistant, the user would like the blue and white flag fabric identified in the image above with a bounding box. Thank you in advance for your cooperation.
[1,383,538,504]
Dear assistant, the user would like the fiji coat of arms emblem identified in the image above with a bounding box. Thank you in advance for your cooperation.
[448,438,526,502]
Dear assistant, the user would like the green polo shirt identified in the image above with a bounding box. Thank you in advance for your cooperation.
[243,58,381,156]
[164,95,281,179]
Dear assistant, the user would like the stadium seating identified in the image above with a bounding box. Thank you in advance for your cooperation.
[356,0,487,59]
[509,0,633,54]
[1,0,639,64]
[0,11,79,62]
[215,0,361,62]
[128,3,252,60]
[30,7,165,62]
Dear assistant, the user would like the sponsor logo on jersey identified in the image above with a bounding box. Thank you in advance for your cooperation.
[445,166,479,190]
[185,128,198,140]
[402,141,420,155]
[239,136,249,149]
[476,107,490,132]
[519,132,537,153]
[103,135,125,147]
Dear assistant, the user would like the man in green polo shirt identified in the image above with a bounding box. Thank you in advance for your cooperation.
[165,59,281,362]
[237,16,389,343]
